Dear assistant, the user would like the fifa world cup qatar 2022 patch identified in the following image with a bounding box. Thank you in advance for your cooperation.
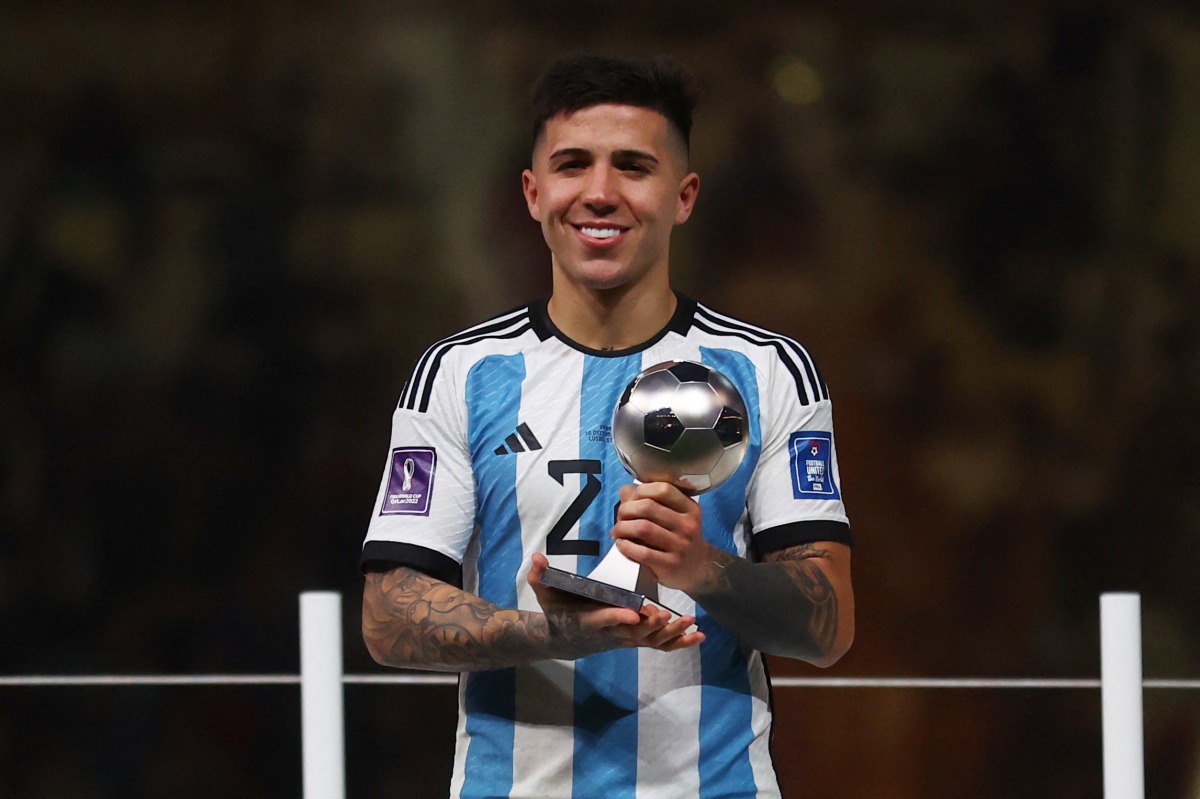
[788,432,840,499]
[380,447,436,516]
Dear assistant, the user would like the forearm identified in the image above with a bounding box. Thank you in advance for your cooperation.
[362,566,606,671]
[687,543,852,667]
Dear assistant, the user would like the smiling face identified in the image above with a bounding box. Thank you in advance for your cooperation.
[522,103,700,297]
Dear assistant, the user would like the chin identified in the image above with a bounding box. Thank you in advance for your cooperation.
[562,266,635,291]
[561,260,660,293]
[589,275,637,291]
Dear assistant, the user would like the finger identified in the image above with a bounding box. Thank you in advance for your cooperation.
[612,537,661,569]
[615,494,667,523]
[647,614,691,639]
[619,614,676,647]
[613,538,680,577]
[611,602,673,637]
[612,522,678,558]
[655,629,706,651]
[590,606,645,629]
[637,605,672,629]
[612,607,667,641]
[617,493,695,535]
[660,614,698,638]
[642,616,703,650]
[528,552,549,584]
[633,481,697,513]
[606,613,668,645]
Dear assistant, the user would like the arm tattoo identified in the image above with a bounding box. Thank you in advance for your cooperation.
[688,543,840,662]
[362,567,614,671]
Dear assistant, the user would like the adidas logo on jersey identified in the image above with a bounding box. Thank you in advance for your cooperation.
[493,422,542,456]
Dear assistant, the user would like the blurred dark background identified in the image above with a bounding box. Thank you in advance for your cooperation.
[2,1,1198,796]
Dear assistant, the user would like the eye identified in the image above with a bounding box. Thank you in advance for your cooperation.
[555,160,586,174]
[618,161,653,175]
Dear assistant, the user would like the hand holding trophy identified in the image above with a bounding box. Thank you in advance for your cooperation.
[539,360,748,615]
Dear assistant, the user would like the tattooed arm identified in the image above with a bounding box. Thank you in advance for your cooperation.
[362,557,704,672]
[687,542,853,667]
[612,482,854,667]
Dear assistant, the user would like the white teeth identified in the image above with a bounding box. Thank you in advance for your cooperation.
[581,226,622,239]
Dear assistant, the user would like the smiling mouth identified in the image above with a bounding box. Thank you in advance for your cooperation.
[576,225,626,240]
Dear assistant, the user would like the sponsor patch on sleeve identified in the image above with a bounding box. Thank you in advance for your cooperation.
[788,432,840,499]
[380,447,436,516]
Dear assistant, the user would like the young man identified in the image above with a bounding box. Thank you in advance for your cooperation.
[361,54,854,798]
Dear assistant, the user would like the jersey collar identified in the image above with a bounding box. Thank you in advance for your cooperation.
[530,291,696,357]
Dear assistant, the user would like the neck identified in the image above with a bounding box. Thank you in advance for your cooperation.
[547,280,677,351]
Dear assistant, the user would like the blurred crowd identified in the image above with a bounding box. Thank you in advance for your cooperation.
[1,3,1197,797]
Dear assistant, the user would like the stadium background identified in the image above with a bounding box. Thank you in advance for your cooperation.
[1,1,1198,796]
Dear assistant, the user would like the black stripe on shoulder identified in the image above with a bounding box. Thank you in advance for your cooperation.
[691,315,811,406]
[400,305,529,409]
[360,541,463,587]
[697,303,828,400]
[399,307,532,413]
[414,321,531,413]
[694,304,829,402]
[753,520,852,556]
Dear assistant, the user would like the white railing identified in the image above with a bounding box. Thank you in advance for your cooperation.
[296,591,1154,799]
[4,592,1196,798]
[1101,592,1145,799]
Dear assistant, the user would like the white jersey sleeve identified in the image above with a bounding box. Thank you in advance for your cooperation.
[746,345,851,554]
[360,353,477,586]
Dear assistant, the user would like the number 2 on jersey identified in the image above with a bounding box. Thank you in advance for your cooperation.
[545,459,602,556]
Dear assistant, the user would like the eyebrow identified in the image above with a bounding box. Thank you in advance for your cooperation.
[548,147,661,165]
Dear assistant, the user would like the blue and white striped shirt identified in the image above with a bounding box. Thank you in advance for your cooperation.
[363,294,851,798]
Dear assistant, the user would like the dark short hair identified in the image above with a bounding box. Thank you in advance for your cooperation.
[530,54,701,153]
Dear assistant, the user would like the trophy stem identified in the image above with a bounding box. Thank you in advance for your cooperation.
[586,545,642,591]
[634,563,659,603]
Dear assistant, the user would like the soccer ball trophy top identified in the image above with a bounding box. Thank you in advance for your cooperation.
[540,361,749,616]
[612,360,749,493]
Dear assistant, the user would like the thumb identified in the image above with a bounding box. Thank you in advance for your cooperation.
[528,552,549,586]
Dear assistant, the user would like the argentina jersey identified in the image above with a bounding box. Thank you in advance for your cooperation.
[362,294,850,799]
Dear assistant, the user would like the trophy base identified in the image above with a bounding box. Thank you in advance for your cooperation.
[540,566,647,611]
[540,566,683,619]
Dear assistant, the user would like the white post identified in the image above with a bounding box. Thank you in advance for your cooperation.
[1101,592,1145,799]
[301,591,346,799]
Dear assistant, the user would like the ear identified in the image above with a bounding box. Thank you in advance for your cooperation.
[674,172,700,224]
[522,169,542,222]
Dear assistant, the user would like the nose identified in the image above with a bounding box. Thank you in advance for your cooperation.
[582,164,618,213]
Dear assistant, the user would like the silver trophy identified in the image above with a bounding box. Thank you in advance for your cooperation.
[540,361,749,614]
